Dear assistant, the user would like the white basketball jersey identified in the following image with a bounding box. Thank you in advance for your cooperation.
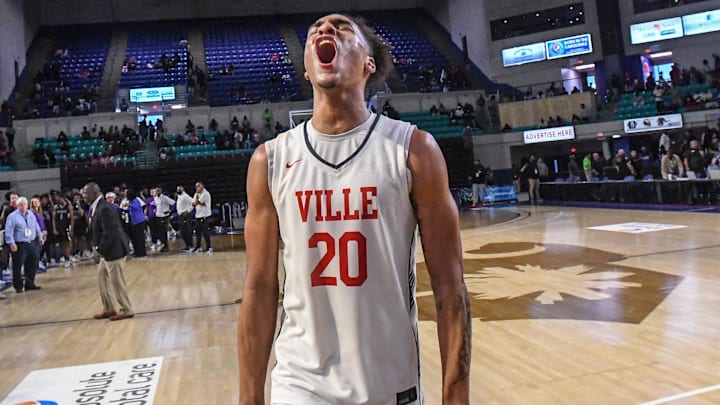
[265,113,422,405]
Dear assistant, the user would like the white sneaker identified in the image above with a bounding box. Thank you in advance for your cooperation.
[63,261,72,268]
[187,248,196,253]
[205,248,213,254]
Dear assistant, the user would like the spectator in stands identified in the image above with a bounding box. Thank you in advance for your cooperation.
[242,115,252,132]
[231,116,240,132]
[263,109,272,131]
[653,85,666,112]
[82,127,91,140]
[214,132,224,150]
[438,103,448,115]
[661,150,685,180]
[274,121,284,137]
[46,147,57,167]
[430,105,439,116]
[632,91,645,107]
[501,123,512,132]
[185,120,196,134]
[33,146,48,168]
[6,125,16,153]
[645,75,656,92]
[571,86,581,94]
[578,103,590,123]
[684,139,707,177]
[659,132,671,155]
[120,98,129,112]
[57,131,68,142]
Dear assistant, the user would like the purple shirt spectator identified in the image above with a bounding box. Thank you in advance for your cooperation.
[32,210,46,232]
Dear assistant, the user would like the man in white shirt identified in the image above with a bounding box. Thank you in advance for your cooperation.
[152,187,175,253]
[192,182,212,253]
[175,186,195,252]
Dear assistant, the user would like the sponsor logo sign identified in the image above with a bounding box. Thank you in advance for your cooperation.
[1,357,163,405]
[546,33,593,60]
[624,113,683,133]
[630,17,684,44]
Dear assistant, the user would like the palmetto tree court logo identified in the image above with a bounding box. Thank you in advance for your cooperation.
[416,242,683,324]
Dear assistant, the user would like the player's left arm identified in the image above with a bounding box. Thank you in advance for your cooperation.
[408,129,471,404]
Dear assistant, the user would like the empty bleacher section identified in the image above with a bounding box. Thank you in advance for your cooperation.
[119,26,188,89]
[205,21,301,106]
[25,30,109,118]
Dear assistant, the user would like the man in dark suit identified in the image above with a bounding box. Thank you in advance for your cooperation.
[82,182,134,321]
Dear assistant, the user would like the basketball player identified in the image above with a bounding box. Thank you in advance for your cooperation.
[238,14,470,404]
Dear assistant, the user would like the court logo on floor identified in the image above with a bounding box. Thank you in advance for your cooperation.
[1,357,163,405]
[416,242,683,324]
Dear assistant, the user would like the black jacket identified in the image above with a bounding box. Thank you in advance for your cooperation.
[92,198,130,261]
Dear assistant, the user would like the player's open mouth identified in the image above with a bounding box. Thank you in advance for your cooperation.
[315,37,337,67]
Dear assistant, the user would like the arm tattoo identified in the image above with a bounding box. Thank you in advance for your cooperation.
[458,287,472,380]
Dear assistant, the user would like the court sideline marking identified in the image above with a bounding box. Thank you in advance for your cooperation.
[637,383,720,404]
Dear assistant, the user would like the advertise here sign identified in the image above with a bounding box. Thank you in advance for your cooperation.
[1,357,163,405]
[523,126,576,144]
[623,113,683,134]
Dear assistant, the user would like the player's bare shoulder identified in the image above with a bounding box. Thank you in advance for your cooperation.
[408,128,446,174]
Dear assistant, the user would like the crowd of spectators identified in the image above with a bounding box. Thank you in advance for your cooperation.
[398,63,467,93]
[518,127,720,204]
[23,51,101,119]
[32,124,146,168]
[158,114,285,160]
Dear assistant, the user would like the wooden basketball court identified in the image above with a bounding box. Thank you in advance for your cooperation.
[1,206,719,404]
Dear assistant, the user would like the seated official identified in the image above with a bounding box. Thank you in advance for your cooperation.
[661,152,685,180]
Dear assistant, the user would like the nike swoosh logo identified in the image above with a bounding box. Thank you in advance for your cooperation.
[286,159,302,169]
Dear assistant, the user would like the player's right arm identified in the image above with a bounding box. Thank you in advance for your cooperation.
[238,144,280,405]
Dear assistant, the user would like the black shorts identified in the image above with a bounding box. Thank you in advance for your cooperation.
[55,221,71,242]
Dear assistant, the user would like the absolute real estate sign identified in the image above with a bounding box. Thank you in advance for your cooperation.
[0,357,164,405]
[630,17,684,44]
[623,113,683,134]
[523,126,576,144]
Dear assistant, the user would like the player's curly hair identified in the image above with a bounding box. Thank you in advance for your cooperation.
[345,15,394,88]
